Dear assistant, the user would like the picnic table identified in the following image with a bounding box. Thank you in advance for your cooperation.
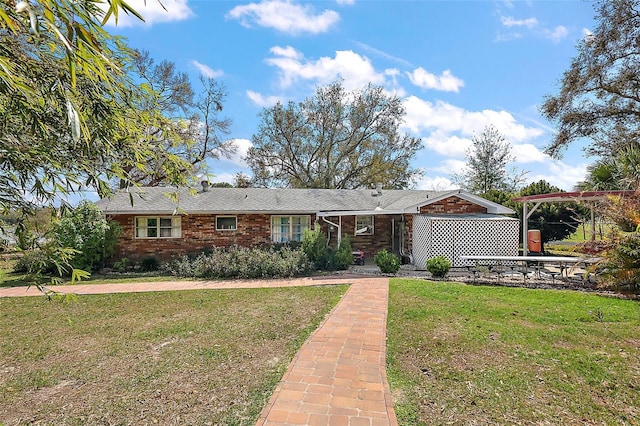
[458,255,601,283]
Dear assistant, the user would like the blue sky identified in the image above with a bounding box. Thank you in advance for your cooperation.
[105,0,598,193]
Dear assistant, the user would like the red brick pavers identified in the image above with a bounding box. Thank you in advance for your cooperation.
[0,276,362,298]
[257,277,397,426]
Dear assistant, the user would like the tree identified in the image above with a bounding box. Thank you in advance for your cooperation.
[540,0,640,159]
[119,52,235,187]
[0,1,195,214]
[1,207,55,250]
[576,144,640,191]
[246,80,422,189]
[517,180,585,245]
[452,125,526,194]
[233,172,252,188]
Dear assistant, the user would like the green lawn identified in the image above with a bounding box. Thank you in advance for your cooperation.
[387,278,640,425]
[0,285,348,425]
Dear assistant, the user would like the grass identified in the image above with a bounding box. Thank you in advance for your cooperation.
[0,284,348,425]
[387,278,640,425]
[0,255,185,288]
[561,222,630,243]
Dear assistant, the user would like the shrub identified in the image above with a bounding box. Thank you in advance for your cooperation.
[161,255,195,277]
[333,235,354,270]
[0,238,8,252]
[374,249,401,274]
[301,227,353,271]
[302,227,332,269]
[12,243,84,285]
[51,201,121,272]
[598,234,640,294]
[426,255,451,278]
[14,249,57,274]
[140,256,160,272]
[112,258,131,273]
[162,246,312,279]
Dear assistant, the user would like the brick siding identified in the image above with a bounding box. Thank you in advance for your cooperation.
[108,196,485,261]
[419,196,488,214]
[109,213,316,261]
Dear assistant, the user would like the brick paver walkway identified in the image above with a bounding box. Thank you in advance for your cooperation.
[0,276,397,425]
[257,277,397,426]
[0,276,364,297]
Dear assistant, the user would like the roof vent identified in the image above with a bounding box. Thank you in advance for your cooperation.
[201,180,209,192]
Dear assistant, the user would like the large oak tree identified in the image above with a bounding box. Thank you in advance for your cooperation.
[121,51,234,187]
[246,81,423,189]
[541,0,640,161]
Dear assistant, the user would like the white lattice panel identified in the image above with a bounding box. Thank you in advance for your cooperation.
[412,216,432,271]
[412,215,519,268]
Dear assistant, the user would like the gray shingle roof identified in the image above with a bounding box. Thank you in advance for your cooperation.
[95,186,514,215]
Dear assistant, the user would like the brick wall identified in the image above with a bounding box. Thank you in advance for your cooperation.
[319,214,408,262]
[108,196,487,261]
[108,213,316,260]
[420,196,488,214]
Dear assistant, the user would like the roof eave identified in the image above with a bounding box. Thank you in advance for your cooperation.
[102,209,321,215]
[318,209,407,217]
[403,189,515,215]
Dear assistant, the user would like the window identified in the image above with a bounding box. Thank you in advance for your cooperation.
[271,215,311,243]
[216,216,237,230]
[355,215,374,236]
[135,217,181,238]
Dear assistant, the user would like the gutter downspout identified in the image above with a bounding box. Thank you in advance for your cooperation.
[321,216,341,246]
[396,216,413,264]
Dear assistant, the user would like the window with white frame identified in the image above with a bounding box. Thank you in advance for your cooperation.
[216,216,237,231]
[135,217,181,238]
[271,215,311,243]
[355,215,374,236]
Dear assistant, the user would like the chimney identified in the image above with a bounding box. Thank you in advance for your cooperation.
[201,180,209,192]
[371,183,383,197]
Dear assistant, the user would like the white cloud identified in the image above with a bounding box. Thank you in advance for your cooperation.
[421,134,472,157]
[209,172,236,184]
[270,45,303,59]
[403,96,543,146]
[544,25,568,42]
[103,0,193,28]
[266,46,386,89]
[500,16,539,29]
[336,0,355,5]
[434,159,467,174]
[226,0,339,35]
[528,161,588,191]
[497,14,571,43]
[246,90,285,107]
[407,68,464,93]
[226,138,253,167]
[415,175,458,191]
[352,41,413,67]
[403,96,548,170]
[512,143,547,164]
[191,61,223,79]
